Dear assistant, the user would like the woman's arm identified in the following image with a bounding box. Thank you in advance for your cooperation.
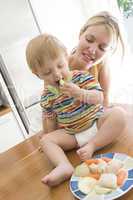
[98,63,110,107]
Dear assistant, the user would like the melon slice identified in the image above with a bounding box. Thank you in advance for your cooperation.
[94,185,113,194]
[74,163,90,177]
[78,177,97,194]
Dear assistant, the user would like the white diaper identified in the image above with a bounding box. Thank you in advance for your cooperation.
[75,122,97,147]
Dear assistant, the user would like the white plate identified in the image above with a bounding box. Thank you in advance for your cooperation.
[70,152,133,200]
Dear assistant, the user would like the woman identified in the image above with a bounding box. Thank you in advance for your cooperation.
[69,11,124,107]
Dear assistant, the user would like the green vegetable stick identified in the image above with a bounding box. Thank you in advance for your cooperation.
[47,85,59,95]
[60,76,71,86]
[59,79,65,86]
[48,76,71,94]
[66,76,72,82]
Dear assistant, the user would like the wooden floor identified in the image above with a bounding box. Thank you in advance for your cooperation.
[0,105,133,200]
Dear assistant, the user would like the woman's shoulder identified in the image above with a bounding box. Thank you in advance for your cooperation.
[88,62,104,79]
[93,62,103,71]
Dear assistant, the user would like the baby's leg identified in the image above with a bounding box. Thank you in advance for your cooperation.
[77,107,127,160]
[40,129,78,186]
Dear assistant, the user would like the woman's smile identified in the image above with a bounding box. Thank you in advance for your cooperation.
[81,50,95,64]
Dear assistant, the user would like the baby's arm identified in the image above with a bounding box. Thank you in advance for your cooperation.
[61,82,103,105]
[38,114,58,152]
[39,114,57,140]
[42,114,58,134]
[40,88,58,137]
[78,89,103,104]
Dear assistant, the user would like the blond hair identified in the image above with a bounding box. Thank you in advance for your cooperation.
[26,33,67,70]
[79,11,124,56]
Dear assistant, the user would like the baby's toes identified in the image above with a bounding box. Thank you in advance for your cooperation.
[76,149,81,155]
[41,175,49,184]
[80,153,88,161]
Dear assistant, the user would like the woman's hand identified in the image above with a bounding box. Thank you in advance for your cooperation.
[60,82,81,99]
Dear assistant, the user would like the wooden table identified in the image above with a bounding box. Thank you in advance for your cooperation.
[0,107,133,200]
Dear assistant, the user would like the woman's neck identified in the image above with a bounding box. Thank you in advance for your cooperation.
[70,54,93,71]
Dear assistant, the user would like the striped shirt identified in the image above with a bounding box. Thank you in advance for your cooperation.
[40,70,104,134]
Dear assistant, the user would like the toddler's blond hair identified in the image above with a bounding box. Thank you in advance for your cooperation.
[26,33,67,70]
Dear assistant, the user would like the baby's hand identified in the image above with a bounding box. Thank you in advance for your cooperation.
[60,82,81,99]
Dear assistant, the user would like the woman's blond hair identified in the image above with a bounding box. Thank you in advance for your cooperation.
[79,11,124,56]
[26,33,67,70]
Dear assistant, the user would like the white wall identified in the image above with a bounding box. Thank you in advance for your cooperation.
[30,0,86,51]
[80,0,119,17]
[0,0,39,49]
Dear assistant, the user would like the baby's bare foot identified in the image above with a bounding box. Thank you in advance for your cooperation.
[41,163,74,187]
[77,142,96,161]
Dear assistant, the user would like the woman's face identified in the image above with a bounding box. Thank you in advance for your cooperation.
[75,24,112,69]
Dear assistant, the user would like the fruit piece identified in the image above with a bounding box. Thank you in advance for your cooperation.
[74,163,90,177]
[106,159,124,174]
[97,161,107,174]
[89,163,98,173]
[85,159,100,165]
[101,157,112,163]
[98,173,117,189]
[94,185,113,194]
[89,173,101,180]
[123,157,133,170]
[117,169,128,186]
[78,177,97,194]
[59,75,71,86]
[59,79,65,86]
[47,85,59,95]
[66,75,71,82]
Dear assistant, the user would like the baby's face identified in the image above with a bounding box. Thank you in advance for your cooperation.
[34,54,71,87]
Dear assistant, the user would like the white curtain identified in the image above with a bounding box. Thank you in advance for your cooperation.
[30,0,133,105]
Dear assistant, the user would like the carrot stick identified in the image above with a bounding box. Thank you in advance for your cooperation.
[101,157,112,163]
[85,159,100,165]
[117,169,128,186]
[89,173,101,180]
